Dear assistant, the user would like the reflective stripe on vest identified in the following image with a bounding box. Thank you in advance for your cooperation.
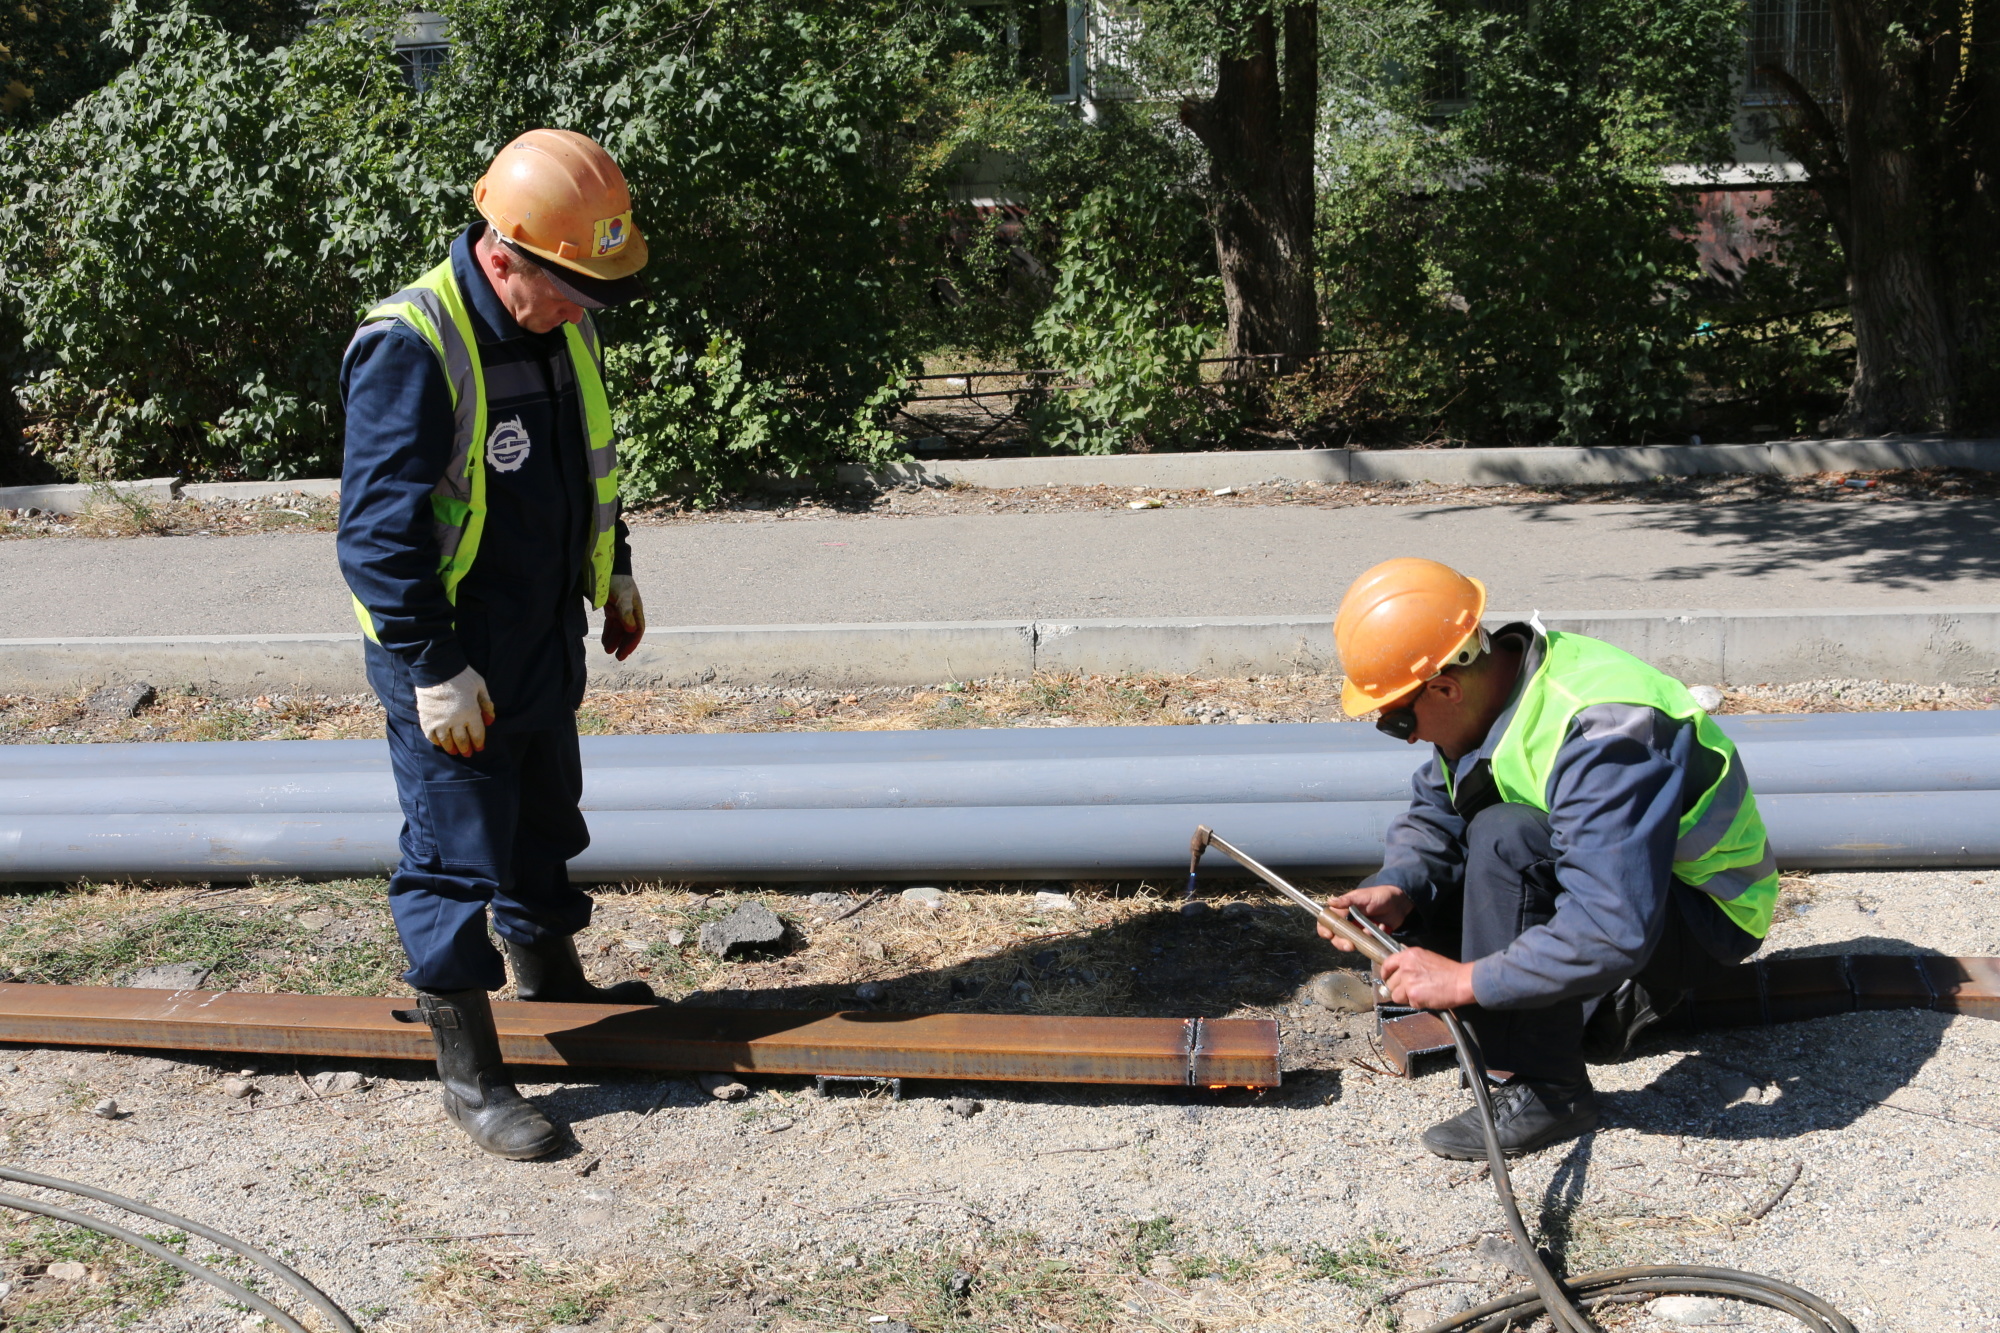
[1486,631,1779,938]
[347,258,619,642]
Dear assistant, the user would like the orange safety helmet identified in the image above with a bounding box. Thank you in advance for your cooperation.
[1334,558,1488,717]
[474,129,648,304]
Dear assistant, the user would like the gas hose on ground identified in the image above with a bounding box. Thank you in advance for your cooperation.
[0,1164,357,1333]
[1190,825,1858,1333]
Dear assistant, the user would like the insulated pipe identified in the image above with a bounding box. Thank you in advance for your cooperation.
[8,790,2000,882]
[9,733,2000,815]
[0,803,1411,882]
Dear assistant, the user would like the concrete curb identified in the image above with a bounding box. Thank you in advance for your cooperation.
[839,437,2000,491]
[0,477,338,515]
[10,435,1991,518]
[0,478,180,517]
[7,606,2000,697]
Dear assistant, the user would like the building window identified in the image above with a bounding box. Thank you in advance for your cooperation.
[394,12,449,93]
[1746,0,1836,104]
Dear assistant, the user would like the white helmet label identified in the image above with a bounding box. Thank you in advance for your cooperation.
[487,416,532,472]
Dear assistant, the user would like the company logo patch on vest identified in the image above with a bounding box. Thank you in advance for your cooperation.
[487,416,532,472]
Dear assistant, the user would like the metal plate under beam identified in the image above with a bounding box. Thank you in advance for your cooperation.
[0,985,1281,1089]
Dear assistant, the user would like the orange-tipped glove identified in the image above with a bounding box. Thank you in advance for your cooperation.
[601,573,646,661]
[414,665,495,756]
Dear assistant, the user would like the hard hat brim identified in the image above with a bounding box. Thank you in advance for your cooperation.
[1341,676,1421,719]
[501,237,649,308]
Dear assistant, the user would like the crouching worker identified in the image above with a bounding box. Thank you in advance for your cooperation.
[1324,558,1775,1159]
[338,129,655,1159]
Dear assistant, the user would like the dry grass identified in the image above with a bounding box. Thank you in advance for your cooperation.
[0,491,340,542]
[0,877,1361,1028]
[406,1219,1458,1333]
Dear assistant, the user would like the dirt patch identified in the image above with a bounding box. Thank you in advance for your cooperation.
[624,467,2000,527]
[3,671,1993,748]
[0,490,339,541]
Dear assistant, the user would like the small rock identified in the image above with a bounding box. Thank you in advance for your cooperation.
[860,938,887,961]
[90,1097,122,1120]
[935,696,964,713]
[698,902,787,957]
[666,929,686,947]
[220,1077,257,1099]
[620,938,647,952]
[1146,1253,1177,1278]
[1476,1234,1530,1275]
[295,909,333,931]
[1308,970,1377,1013]
[121,962,213,991]
[902,886,946,910]
[1687,684,1726,712]
[836,1254,860,1269]
[854,982,885,1003]
[1220,901,1257,919]
[1178,900,1212,920]
[312,1070,369,1094]
[945,1097,983,1119]
[947,1269,973,1300]
[698,1072,749,1101]
[873,1323,916,1333]
[46,1260,87,1281]
[808,892,856,915]
[1032,890,1075,911]
[86,681,156,719]
[0,1062,19,1074]
[1653,1295,1730,1324]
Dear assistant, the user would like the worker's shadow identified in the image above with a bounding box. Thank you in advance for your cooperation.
[533,886,1360,1124]
[1593,935,1957,1144]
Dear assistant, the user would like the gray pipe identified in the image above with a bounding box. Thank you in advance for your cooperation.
[7,731,2000,816]
[7,790,1998,882]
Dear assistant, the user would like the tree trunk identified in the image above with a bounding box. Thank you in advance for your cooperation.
[1829,0,1957,432]
[1764,0,2000,433]
[1178,4,1318,376]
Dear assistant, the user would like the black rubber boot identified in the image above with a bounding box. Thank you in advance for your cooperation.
[418,989,563,1161]
[1420,1077,1600,1160]
[505,935,656,1004]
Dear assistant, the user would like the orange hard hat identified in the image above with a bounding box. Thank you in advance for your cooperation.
[1334,558,1488,717]
[474,129,648,303]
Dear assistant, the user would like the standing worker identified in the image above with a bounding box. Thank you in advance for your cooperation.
[1325,558,1775,1159]
[338,129,655,1160]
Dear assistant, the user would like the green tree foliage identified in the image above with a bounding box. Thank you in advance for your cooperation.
[1319,0,1748,445]
[0,4,381,479]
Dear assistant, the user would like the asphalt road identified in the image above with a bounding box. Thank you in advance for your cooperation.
[5,500,1996,639]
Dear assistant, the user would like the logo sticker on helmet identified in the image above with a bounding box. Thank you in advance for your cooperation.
[592,212,632,257]
[487,416,532,473]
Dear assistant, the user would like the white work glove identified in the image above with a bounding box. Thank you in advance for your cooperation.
[414,665,495,757]
[601,573,646,661]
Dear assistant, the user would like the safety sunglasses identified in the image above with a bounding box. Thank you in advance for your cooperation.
[1375,702,1419,741]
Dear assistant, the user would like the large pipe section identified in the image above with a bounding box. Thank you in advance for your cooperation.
[8,790,2000,882]
[7,712,2000,880]
[8,726,2000,816]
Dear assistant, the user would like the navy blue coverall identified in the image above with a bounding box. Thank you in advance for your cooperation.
[338,223,633,993]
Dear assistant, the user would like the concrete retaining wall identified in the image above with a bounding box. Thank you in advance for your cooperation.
[840,437,2000,491]
[0,478,180,516]
[7,606,1999,697]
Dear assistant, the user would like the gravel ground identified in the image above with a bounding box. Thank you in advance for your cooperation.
[0,869,1994,1332]
[3,470,1993,542]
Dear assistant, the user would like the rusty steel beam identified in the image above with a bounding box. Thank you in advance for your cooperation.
[1371,955,2000,1077]
[0,985,1280,1088]
[1684,953,2000,1028]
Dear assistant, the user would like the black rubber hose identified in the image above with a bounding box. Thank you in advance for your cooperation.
[1417,1013,1857,1333]
[1185,827,1859,1333]
[0,1167,357,1333]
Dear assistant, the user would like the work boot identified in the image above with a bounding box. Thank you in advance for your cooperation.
[418,989,563,1160]
[1420,1077,1600,1160]
[505,934,655,1004]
